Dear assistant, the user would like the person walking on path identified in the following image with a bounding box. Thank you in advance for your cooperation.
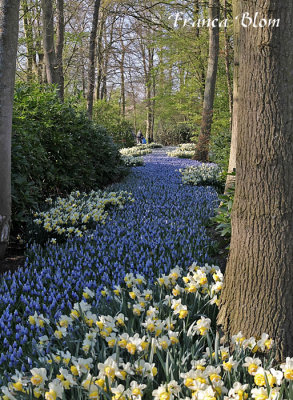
[136,130,143,144]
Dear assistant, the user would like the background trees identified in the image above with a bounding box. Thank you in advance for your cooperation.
[15,0,232,162]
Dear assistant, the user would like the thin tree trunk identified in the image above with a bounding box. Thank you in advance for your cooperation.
[218,0,293,359]
[41,0,58,85]
[56,0,64,101]
[0,0,20,259]
[22,0,34,81]
[195,0,220,161]
[87,0,101,119]
[224,0,233,121]
[225,0,239,191]
[120,50,126,117]
[96,8,105,100]
[146,47,154,143]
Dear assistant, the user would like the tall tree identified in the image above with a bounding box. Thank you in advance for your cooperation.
[87,0,101,119]
[218,0,293,358]
[225,0,239,191]
[41,0,59,86]
[0,0,20,259]
[56,0,65,100]
[195,0,220,161]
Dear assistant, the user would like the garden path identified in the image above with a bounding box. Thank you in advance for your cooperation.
[0,147,218,372]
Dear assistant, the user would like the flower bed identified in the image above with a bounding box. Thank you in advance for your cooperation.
[1,263,292,400]
[167,145,195,159]
[180,164,222,186]
[0,149,217,378]
[31,190,133,243]
[121,155,144,167]
[120,147,152,157]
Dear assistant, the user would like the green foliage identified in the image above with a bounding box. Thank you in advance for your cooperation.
[212,178,235,247]
[156,123,194,146]
[92,99,135,148]
[12,83,128,231]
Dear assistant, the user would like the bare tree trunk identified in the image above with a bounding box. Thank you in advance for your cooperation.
[223,0,233,121]
[225,0,239,191]
[87,0,101,119]
[41,0,58,85]
[96,8,105,100]
[35,2,45,83]
[146,47,154,143]
[195,0,220,162]
[56,0,64,101]
[22,0,35,81]
[218,0,293,359]
[0,0,20,259]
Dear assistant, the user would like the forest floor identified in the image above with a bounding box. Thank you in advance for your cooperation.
[0,240,25,274]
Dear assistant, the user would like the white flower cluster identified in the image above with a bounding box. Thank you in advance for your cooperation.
[121,155,144,167]
[179,143,196,151]
[167,144,196,159]
[180,164,221,186]
[33,190,134,239]
[120,146,152,157]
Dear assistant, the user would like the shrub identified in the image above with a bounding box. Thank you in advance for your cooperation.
[212,179,235,247]
[180,164,222,187]
[156,123,194,145]
[92,100,136,148]
[12,83,128,231]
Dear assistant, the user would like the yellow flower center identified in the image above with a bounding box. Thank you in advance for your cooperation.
[13,382,23,391]
[248,363,258,375]
[45,390,57,400]
[285,369,293,380]
[132,388,142,396]
[126,343,137,355]
[185,378,195,387]
[210,374,221,382]
[159,391,170,400]
[31,375,43,386]
[179,310,188,319]
[118,339,127,348]
[223,362,233,372]
[254,374,266,386]
[105,366,116,379]
[70,366,79,376]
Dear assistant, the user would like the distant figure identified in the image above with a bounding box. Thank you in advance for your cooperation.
[142,137,147,144]
[137,130,143,144]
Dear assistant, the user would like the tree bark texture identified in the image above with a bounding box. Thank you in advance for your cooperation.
[41,0,58,85]
[225,0,239,191]
[56,0,64,101]
[87,0,101,119]
[218,0,293,359]
[22,0,35,81]
[0,0,20,258]
[195,0,220,162]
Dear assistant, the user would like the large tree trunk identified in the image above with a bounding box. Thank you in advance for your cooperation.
[0,0,20,259]
[218,0,293,359]
[225,0,239,191]
[87,0,101,119]
[194,0,220,162]
[41,0,59,86]
[56,0,64,101]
